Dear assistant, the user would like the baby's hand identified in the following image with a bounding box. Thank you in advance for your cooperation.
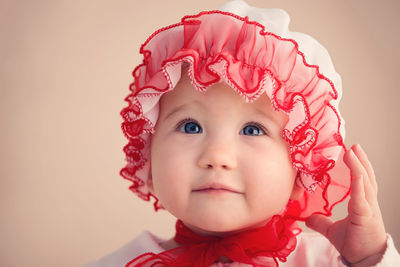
[306,144,387,267]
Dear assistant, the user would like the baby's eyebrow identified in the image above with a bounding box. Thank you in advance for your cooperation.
[163,100,203,121]
[254,107,286,128]
[255,108,271,119]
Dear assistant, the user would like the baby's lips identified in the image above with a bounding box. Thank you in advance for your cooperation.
[192,182,242,194]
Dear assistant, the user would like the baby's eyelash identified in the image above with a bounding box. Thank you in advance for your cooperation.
[174,119,269,135]
[243,121,269,135]
[175,118,202,132]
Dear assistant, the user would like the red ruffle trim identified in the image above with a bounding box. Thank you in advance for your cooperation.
[120,10,351,219]
[126,215,299,267]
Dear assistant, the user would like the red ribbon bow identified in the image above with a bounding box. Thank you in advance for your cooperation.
[126,215,298,267]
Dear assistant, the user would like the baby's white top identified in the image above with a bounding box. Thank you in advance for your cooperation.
[85,231,400,267]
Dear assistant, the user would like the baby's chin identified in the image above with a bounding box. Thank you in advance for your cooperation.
[181,216,270,237]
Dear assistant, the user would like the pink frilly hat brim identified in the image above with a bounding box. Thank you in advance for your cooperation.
[120,5,351,220]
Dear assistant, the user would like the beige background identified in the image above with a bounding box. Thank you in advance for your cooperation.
[1,0,399,266]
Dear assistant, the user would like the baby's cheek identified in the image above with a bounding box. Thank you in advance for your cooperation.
[246,176,293,212]
[153,180,178,211]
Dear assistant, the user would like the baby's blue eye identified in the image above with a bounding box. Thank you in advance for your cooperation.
[178,120,202,134]
[240,124,266,136]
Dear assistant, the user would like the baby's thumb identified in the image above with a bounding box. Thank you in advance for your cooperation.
[305,214,334,238]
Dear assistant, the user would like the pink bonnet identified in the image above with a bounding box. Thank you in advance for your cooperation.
[120,0,351,220]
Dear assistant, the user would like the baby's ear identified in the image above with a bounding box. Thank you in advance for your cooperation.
[147,174,155,195]
[290,177,304,200]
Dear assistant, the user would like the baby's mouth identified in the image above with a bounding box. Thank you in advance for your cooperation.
[192,183,242,194]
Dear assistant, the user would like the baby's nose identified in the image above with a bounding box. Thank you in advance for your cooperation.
[197,142,237,170]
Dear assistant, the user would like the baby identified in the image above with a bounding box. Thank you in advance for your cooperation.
[87,1,400,266]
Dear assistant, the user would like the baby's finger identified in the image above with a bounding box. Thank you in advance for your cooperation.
[352,144,378,193]
[350,168,365,205]
[344,148,375,205]
[305,214,334,238]
[348,172,371,221]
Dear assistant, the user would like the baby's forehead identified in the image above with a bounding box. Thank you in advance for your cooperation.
[158,74,288,127]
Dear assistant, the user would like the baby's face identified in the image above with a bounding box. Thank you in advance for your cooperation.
[149,74,299,235]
